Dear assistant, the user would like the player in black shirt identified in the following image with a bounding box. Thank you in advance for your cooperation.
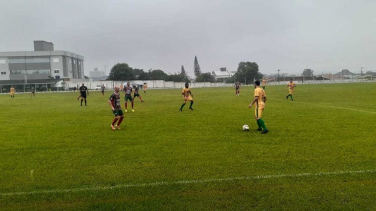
[108,86,124,130]
[79,83,89,106]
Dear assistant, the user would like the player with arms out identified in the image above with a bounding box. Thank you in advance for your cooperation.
[79,83,89,106]
[235,82,240,96]
[108,86,124,130]
[286,79,296,101]
[143,83,147,93]
[123,82,134,112]
[249,80,268,134]
[180,82,194,111]
[10,86,16,99]
[133,85,144,102]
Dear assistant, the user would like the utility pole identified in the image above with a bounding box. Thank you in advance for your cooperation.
[360,67,364,76]
[278,69,280,84]
[104,65,108,76]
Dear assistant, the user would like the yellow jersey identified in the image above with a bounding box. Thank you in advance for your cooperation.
[182,87,191,96]
[254,87,266,108]
[287,82,296,90]
[10,87,15,94]
[262,79,266,86]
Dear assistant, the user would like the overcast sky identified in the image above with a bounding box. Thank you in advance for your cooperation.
[1,0,375,77]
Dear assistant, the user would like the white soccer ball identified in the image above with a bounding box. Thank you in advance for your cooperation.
[242,125,249,131]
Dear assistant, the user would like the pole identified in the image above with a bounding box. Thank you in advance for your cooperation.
[277,69,280,84]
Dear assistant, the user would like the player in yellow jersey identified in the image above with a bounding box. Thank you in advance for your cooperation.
[262,79,266,90]
[143,83,147,93]
[179,82,194,111]
[10,86,16,98]
[249,80,268,134]
[286,79,296,101]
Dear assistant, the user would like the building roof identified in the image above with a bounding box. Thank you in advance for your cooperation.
[212,70,236,78]
[0,50,84,60]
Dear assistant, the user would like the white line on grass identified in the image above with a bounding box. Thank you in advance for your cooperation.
[1,169,375,196]
[271,98,376,114]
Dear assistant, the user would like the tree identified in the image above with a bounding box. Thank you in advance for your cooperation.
[148,69,168,80]
[193,56,201,77]
[181,65,186,75]
[196,72,215,82]
[234,62,262,85]
[108,63,134,80]
[302,69,314,77]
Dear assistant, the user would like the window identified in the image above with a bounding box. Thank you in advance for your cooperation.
[53,58,59,62]
[73,60,76,64]
[33,57,50,63]
[1,72,6,75]
[54,69,59,73]
[0,59,5,64]
[9,58,26,63]
[10,70,25,74]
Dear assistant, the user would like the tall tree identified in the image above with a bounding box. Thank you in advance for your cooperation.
[181,65,186,75]
[194,56,201,77]
[301,69,314,77]
[234,62,262,84]
[148,69,168,80]
[108,63,134,80]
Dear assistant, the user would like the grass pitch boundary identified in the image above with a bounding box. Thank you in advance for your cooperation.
[1,169,374,197]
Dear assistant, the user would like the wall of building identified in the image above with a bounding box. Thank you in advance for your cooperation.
[0,57,10,80]
[50,56,64,79]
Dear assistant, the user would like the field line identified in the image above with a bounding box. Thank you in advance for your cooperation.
[1,169,375,196]
[271,98,376,114]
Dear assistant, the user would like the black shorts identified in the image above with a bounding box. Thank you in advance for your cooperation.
[134,94,140,97]
[80,94,87,98]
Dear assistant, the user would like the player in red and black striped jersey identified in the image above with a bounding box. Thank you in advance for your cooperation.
[108,86,124,130]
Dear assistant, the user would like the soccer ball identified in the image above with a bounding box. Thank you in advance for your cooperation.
[242,125,249,131]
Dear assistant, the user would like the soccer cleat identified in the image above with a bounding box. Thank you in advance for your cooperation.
[132,109,134,112]
[261,129,269,134]
[286,96,288,99]
[125,110,127,112]
[111,125,116,131]
[179,109,182,111]
[189,107,194,110]
[256,128,262,131]
[117,125,121,130]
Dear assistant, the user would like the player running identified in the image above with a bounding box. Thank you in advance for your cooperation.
[143,83,147,93]
[101,84,105,96]
[108,86,124,130]
[235,82,240,96]
[133,85,144,102]
[123,82,134,112]
[262,79,266,90]
[30,86,35,98]
[286,79,296,101]
[249,80,268,134]
[10,86,15,98]
[79,83,89,106]
[179,82,194,111]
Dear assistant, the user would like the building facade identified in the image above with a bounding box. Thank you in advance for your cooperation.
[0,41,84,81]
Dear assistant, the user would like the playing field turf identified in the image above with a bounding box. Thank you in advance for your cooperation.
[1,82,375,210]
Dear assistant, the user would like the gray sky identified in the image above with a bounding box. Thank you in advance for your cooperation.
[1,0,376,77]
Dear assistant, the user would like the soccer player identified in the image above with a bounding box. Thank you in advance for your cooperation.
[249,80,268,134]
[262,79,266,90]
[79,83,89,106]
[133,85,144,102]
[10,86,15,98]
[30,86,35,98]
[108,86,124,130]
[286,79,296,101]
[101,84,105,96]
[123,82,134,112]
[235,82,240,96]
[180,82,194,111]
[143,83,147,93]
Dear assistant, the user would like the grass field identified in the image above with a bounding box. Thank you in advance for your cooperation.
[1,83,376,210]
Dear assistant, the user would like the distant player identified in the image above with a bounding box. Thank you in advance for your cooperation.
[10,86,15,98]
[101,84,105,96]
[30,86,35,98]
[133,85,144,102]
[262,79,266,90]
[235,82,240,96]
[143,83,147,93]
[79,83,89,106]
[249,80,268,134]
[180,82,194,111]
[286,79,296,101]
[108,86,124,130]
[123,82,134,112]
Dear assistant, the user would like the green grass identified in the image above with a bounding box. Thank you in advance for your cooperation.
[0,83,375,210]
